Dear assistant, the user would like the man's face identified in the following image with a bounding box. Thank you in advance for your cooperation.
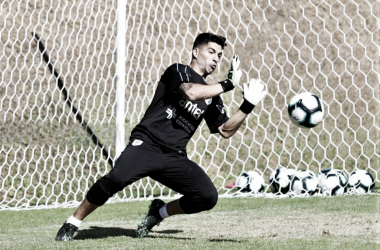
[194,42,223,76]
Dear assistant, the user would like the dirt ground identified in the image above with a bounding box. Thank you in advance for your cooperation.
[78,208,379,244]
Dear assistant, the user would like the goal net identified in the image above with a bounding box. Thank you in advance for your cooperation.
[1,0,379,210]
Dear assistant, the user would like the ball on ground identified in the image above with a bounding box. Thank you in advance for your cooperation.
[236,170,265,193]
[317,169,348,196]
[290,170,318,196]
[348,169,375,194]
[269,167,296,194]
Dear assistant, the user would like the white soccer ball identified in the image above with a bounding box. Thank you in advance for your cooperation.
[290,170,318,196]
[236,170,265,193]
[269,167,297,194]
[317,169,348,196]
[287,92,324,128]
[348,169,375,194]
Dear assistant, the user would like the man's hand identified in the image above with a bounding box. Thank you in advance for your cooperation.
[243,78,267,105]
[228,55,242,87]
[219,55,242,92]
[239,78,268,114]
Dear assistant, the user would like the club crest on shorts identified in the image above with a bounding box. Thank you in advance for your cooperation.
[132,139,143,146]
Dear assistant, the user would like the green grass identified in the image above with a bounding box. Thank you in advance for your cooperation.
[1,0,379,210]
[0,195,379,249]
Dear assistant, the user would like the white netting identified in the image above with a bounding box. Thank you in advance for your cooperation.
[0,0,379,210]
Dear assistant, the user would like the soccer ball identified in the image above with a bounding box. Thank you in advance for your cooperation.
[236,170,265,193]
[269,167,297,194]
[290,170,318,195]
[317,169,348,196]
[288,92,324,128]
[348,169,375,194]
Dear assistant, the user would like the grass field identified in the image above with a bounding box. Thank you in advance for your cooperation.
[0,195,379,249]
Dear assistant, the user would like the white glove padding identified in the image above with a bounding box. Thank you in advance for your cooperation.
[228,55,242,87]
[243,78,268,106]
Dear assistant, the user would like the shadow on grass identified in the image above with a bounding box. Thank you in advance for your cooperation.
[154,229,184,234]
[74,226,184,240]
[150,229,194,240]
[73,226,243,242]
[208,238,247,243]
[74,226,135,240]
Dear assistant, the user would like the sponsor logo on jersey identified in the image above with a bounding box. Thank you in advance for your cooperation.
[176,116,194,133]
[166,107,177,119]
[179,97,205,120]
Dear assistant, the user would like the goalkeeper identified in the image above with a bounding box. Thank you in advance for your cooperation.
[55,32,267,241]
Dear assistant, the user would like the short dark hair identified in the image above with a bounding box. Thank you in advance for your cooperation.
[192,33,227,50]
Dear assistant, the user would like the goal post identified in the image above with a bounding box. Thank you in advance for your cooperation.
[0,0,379,210]
[115,0,127,160]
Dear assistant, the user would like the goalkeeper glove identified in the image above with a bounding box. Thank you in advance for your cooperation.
[239,78,268,114]
[219,55,242,92]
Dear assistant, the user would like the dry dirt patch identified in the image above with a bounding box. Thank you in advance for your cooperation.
[77,208,379,242]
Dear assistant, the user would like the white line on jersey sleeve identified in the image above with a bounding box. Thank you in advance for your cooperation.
[184,66,190,82]
[176,63,184,81]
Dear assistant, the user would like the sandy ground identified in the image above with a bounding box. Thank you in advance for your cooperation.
[74,208,379,243]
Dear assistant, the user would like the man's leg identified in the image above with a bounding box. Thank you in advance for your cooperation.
[156,155,219,215]
[166,199,184,216]
[73,198,99,220]
[135,198,185,238]
[55,199,99,241]
[56,139,164,241]
[136,154,218,238]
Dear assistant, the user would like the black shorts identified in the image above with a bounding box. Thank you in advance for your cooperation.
[86,134,218,214]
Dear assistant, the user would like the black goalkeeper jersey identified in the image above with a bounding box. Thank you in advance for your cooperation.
[131,63,229,154]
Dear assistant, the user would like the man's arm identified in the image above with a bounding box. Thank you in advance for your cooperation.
[218,78,268,139]
[177,55,242,101]
[177,82,224,101]
[218,110,247,138]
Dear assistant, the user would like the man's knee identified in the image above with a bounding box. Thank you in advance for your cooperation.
[180,187,218,214]
[86,174,127,206]
[201,188,218,210]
